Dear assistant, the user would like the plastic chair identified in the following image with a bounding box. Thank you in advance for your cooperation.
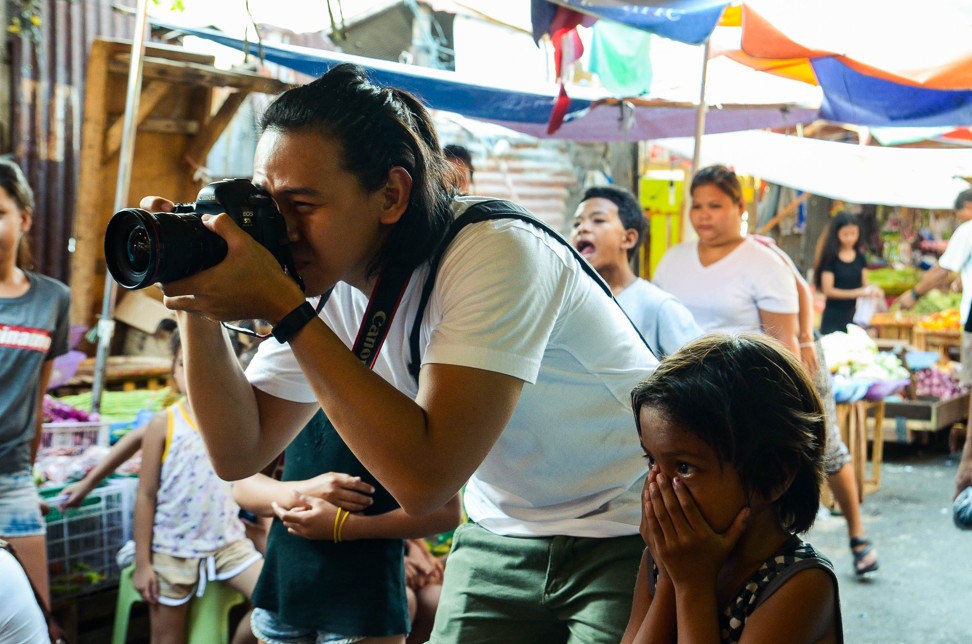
[112,564,247,644]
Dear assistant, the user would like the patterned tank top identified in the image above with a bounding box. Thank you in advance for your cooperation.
[152,401,245,558]
[649,535,844,643]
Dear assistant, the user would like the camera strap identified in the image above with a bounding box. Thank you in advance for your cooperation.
[349,262,412,369]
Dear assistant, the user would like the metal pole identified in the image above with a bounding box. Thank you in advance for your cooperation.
[90,0,150,414]
[683,37,711,237]
[690,38,711,180]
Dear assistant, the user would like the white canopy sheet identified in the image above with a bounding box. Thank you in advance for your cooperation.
[656,131,972,209]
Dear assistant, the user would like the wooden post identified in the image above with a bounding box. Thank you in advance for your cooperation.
[70,40,111,326]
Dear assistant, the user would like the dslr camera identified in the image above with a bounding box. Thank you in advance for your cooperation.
[105,179,302,291]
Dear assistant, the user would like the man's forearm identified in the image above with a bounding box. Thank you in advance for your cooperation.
[913,264,952,297]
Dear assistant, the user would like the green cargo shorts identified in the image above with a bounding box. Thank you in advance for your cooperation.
[428,522,644,644]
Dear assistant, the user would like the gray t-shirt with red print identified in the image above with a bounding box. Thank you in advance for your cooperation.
[0,272,70,473]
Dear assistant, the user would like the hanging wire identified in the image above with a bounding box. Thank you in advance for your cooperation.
[243,0,265,64]
[326,0,348,42]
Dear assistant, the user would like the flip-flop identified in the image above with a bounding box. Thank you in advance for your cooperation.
[850,536,879,575]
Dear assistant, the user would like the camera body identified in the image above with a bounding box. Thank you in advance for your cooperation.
[105,178,302,291]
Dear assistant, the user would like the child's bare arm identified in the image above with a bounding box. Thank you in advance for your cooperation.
[61,425,146,508]
[274,493,462,541]
[234,471,375,517]
[132,413,167,604]
[621,551,652,643]
[623,498,678,643]
[234,473,288,516]
[335,493,461,541]
[738,568,838,643]
[293,472,375,510]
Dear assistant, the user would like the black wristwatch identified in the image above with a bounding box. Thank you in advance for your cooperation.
[911,288,921,300]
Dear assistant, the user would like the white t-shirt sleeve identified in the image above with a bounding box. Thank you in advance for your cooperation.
[245,329,317,403]
[750,246,799,314]
[939,221,972,273]
[422,221,573,384]
[655,297,704,356]
[245,291,364,403]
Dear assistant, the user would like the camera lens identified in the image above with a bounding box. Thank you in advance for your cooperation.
[104,208,228,289]
[126,227,151,273]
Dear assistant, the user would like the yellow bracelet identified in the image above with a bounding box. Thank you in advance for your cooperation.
[333,508,347,543]
[337,508,352,543]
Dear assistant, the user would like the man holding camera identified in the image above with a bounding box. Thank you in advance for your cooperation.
[129,64,655,643]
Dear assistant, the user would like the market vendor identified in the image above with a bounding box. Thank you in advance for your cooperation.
[897,188,972,498]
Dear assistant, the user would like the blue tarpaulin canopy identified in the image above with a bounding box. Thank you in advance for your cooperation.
[542,0,730,45]
[812,57,972,128]
[162,22,817,142]
[159,22,583,126]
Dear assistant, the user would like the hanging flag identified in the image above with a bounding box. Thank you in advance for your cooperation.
[589,19,653,97]
[547,0,730,45]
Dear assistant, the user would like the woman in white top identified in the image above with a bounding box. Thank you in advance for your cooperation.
[653,165,799,355]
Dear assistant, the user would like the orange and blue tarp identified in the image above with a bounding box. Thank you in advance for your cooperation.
[729,2,972,126]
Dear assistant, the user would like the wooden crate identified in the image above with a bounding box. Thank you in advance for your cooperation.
[869,312,917,344]
[882,394,970,442]
[913,327,961,361]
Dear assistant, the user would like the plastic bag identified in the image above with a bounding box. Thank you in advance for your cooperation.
[954,486,972,530]
[854,293,888,327]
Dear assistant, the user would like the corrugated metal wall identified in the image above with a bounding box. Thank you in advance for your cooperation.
[9,0,136,284]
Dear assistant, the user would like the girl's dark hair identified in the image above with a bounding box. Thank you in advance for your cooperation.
[0,158,35,269]
[813,211,860,289]
[631,333,825,534]
[259,63,454,276]
[581,185,647,260]
[691,164,744,206]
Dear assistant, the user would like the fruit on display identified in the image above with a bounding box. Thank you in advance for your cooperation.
[917,308,961,331]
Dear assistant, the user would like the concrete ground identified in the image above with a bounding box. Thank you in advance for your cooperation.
[806,438,972,644]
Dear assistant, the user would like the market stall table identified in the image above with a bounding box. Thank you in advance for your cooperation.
[882,393,970,441]
[835,400,885,500]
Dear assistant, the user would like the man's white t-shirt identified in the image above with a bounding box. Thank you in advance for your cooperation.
[616,278,703,357]
[653,237,799,333]
[937,219,972,325]
[247,199,657,538]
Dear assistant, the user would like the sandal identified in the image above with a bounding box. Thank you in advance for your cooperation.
[850,536,879,575]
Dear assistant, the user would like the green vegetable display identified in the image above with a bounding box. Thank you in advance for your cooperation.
[864,267,922,297]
